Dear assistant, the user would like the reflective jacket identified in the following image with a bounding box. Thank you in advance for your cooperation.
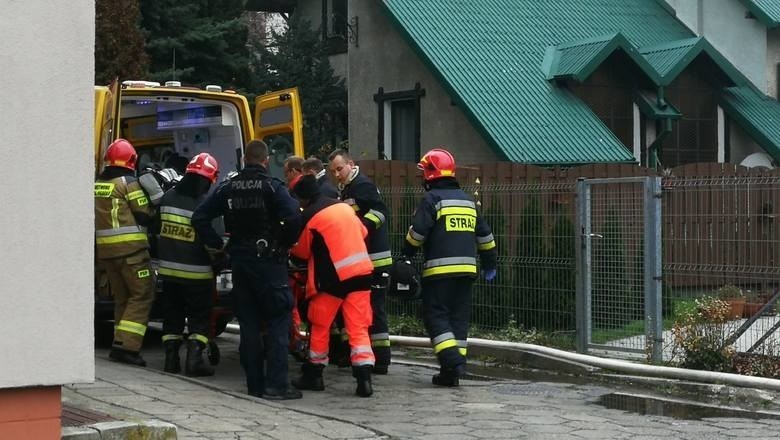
[339,167,392,269]
[402,178,496,279]
[95,169,153,259]
[155,187,213,283]
[292,195,374,298]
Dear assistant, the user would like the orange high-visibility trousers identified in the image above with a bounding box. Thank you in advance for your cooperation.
[307,290,374,367]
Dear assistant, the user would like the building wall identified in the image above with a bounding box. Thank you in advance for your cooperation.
[768,28,780,99]
[0,2,94,389]
[345,1,495,164]
[666,0,768,93]
[729,122,764,166]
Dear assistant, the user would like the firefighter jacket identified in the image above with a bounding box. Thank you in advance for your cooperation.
[316,170,340,199]
[154,186,213,283]
[402,177,497,279]
[291,195,374,299]
[95,167,153,260]
[338,167,392,269]
[192,163,302,255]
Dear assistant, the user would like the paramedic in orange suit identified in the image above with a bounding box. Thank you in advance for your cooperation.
[289,175,375,397]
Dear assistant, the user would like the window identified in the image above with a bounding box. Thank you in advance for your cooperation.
[321,0,347,54]
[374,83,426,160]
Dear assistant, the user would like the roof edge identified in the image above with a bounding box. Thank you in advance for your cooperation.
[719,88,780,163]
[739,0,780,28]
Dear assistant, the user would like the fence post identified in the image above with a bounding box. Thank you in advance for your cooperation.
[644,176,663,363]
[575,178,591,354]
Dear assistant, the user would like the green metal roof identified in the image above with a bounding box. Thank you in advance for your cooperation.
[381,0,694,165]
[638,37,752,87]
[740,0,780,28]
[543,33,660,84]
[720,87,780,163]
[634,90,681,120]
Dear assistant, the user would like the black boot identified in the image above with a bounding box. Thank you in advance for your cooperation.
[109,347,146,367]
[185,338,215,377]
[292,362,325,391]
[162,339,182,374]
[353,365,373,397]
[432,367,459,387]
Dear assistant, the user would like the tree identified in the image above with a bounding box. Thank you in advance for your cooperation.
[95,0,148,85]
[250,14,348,157]
[139,0,252,89]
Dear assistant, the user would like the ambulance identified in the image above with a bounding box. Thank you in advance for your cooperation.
[94,80,305,341]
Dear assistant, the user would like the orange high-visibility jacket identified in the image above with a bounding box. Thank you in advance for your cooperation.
[292,198,374,299]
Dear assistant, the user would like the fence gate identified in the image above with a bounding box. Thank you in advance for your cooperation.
[575,176,663,362]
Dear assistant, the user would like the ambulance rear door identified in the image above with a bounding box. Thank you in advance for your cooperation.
[253,87,304,179]
[93,79,121,176]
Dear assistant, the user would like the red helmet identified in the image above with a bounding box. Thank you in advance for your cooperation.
[185,153,219,183]
[418,148,456,181]
[104,138,138,170]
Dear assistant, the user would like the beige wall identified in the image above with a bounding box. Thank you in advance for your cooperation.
[0,2,94,387]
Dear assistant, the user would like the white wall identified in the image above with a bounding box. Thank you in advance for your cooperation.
[768,28,780,99]
[0,2,95,387]
[666,0,768,93]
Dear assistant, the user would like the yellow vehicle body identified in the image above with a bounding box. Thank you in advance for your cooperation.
[94,80,305,179]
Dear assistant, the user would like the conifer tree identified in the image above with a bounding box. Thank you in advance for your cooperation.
[95,0,148,84]
[251,15,348,157]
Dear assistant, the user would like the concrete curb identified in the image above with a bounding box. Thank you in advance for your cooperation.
[62,420,177,440]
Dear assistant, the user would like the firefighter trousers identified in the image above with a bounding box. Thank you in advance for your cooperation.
[98,249,155,353]
[421,276,474,374]
[161,280,213,341]
[369,269,391,366]
[307,291,375,367]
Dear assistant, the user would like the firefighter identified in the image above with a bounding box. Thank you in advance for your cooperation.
[290,175,375,397]
[328,148,392,374]
[155,153,219,377]
[401,148,497,387]
[283,155,304,186]
[94,139,155,367]
[192,140,302,400]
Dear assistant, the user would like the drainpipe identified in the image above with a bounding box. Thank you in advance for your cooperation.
[648,86,672,171]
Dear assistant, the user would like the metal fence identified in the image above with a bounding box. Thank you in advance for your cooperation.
[373,162,780,366]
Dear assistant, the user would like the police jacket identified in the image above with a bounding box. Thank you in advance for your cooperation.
[192,163,302,257]
[154,178,214,283]
[94,167,153,260]
[291,195,374,298]
[402,177,497,279]
[338,167,391,269]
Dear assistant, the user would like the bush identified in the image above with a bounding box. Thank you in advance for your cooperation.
[668,296,737,372]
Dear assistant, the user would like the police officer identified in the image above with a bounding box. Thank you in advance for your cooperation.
[402,148,497,387]
[94,139,155,367]
[192,140,303,400]
[155,153,219,377]
[328,149,393,374]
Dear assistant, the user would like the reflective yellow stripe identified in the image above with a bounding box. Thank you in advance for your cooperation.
[434,339,458,353]
[352,204,360,211]
[422,264,477,278]
[95,232,148,244]
[116,320,147,336]
[372,257,393,268]
[127,190,146,200]
[405,231,423,247]
[160,213,192,225]
[478,241,496,251]
[436,206,477,220]
[364,212,381,226]
[162,334,183,342]
[158,267,213,280]
[111,198,120,229]
[458,348,467,356]
[190,333,209,344]
[94,183,115,197]
[371,340,391,347]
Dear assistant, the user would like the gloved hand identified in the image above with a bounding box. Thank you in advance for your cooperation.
[483,268,497,282]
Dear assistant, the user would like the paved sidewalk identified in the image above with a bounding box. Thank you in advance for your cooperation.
[64,333,780,439]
